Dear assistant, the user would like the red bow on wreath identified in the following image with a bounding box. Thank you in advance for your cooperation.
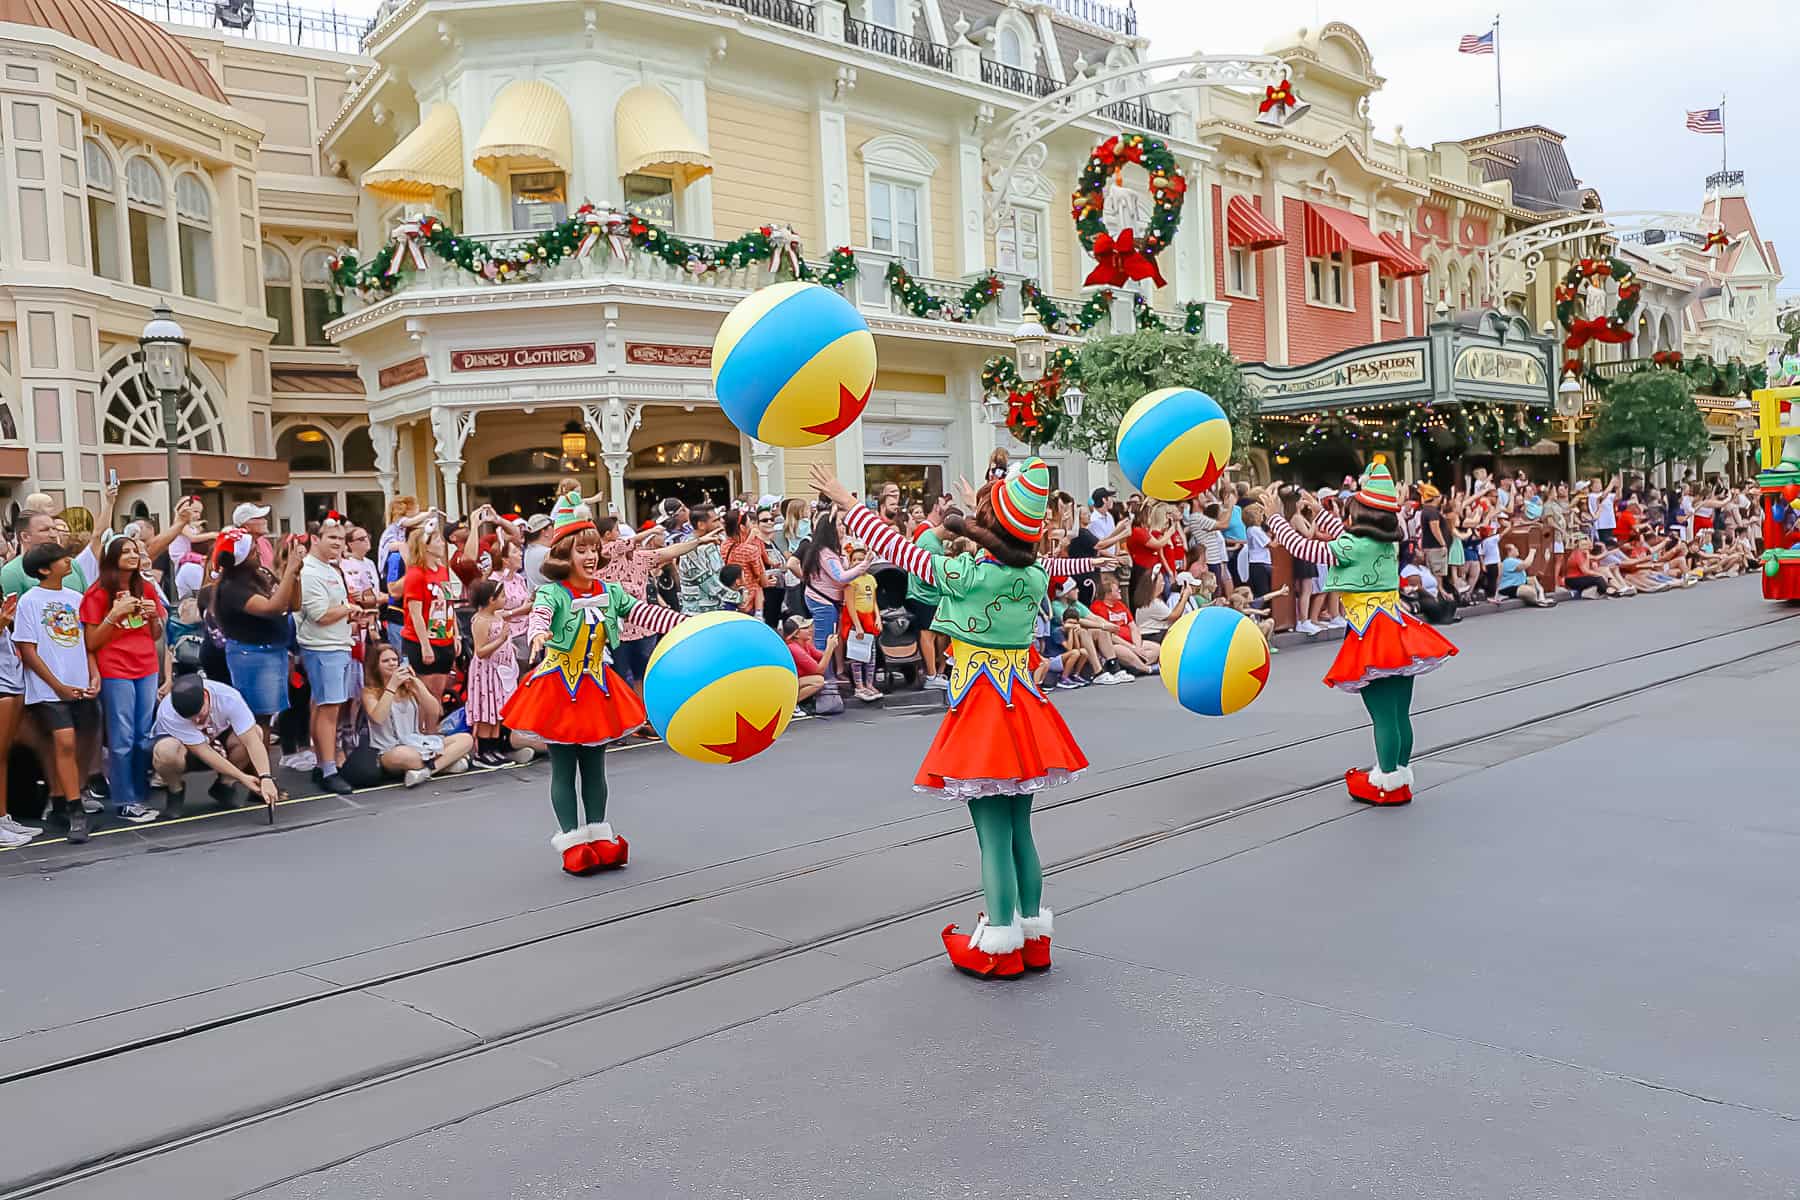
[1260,79,1297,114]
[1564,317,1633,351]
[1702,229,1729,251]
[1085,228,1168,288]
[1007,391,1040,430]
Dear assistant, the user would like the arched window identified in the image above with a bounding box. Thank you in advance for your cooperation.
[1468,264,1484,310]
[276,424,335,472]
[301,249,337,345]
[125,157,170,291]
[262,245,295,345]
[175,173,215,301]
[342,425,376,471]
[997,26,1024,67]
[85,140,121,281]
[100,352,225,452]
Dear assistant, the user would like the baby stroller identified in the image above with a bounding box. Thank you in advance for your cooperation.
[871,566,923,692]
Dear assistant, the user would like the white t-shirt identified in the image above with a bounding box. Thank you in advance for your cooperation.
[13,584,89,703]
[298,555,353,651]
[174,559,204,602]
[1400,563,1440,597]
[1479,534,1502,566]
[154,679,256,747]
[1087,510,1117,543]
[1590,492,1616,531]
[524,542,551,589]
[1243,525,1272,568]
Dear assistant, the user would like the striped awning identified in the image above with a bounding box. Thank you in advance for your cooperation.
[1303,202,1389,265]
[361,103,463,204]
[1378,232,1430,278]
[1225,195,1284,251]
[473,80,573,181]
[615,84,712,184]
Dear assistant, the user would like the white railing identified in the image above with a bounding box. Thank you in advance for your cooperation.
[121,0,368,54]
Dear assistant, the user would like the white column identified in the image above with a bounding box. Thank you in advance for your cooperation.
[954,138,986,277]
[818,109,852,249]
[1177,156,1213,309]
[368,418,398,505]
[429,406,475,519]
[750,439,782,500]
[583,398,643,521]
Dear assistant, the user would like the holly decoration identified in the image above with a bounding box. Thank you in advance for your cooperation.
[1072,133,1186,288]
[1554,257,1639,351]
[981,347,1080,446]
[883,262,1005,323]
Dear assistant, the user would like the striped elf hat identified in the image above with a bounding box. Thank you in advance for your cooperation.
[550,490,595,542]
[990,457,1051,541]
[1353,461,1402,512]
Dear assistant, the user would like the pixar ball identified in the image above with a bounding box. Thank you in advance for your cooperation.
[1160,607,1270,717]
[712,281,877,448]
[642,612,799,764]
[1115,387,1233,502]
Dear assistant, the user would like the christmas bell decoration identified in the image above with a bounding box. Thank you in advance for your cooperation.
[1254,78,1311,128]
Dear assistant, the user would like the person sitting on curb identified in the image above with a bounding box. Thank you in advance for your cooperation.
[150,673,280,818]
[782,616,835,714]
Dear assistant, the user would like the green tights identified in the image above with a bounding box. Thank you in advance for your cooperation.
[1358,675,1415,774]
[967,793,1042,929]
[548,744,609,834]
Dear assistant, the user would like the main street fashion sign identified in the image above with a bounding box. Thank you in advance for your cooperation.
[1454,345,1545,389]
[1244,343,1429,412]
[1245,323,1554,416]
[449,343,598,372]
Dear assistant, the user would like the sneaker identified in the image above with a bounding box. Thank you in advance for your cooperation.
[1055,676,1084,690]
[923,674,948,690]
[65,803,89,843]
[791,706,809,719]
[472,751,505,769]
[443,758,470,775]
[0,825,32,848]
[1326,616,1348,629]
[402,767,432,788]
[1294,620,1320,635]
[319,773,355,795]
[210,779,245,809]
[116,803,159,825]
[1095,671,1128,686]
[856,688,881,703]
[510,747,537,765]
[0,814,42,838]
[80,795,104,815]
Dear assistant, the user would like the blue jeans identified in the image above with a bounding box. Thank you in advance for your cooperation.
[100,674,157,811]
[225,640,291,717]
[805,595,838,652]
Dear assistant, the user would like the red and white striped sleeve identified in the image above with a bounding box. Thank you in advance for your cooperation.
[842,505,936,585]
[1040,557,1092,577]
[1266,512,1338,566]
[620,595,685,636]
[1313,510,1346,540]
[527,602,554,642]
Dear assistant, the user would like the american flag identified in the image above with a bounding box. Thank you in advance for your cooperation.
[1458,30,1494,54]
[1686,107,1724,134]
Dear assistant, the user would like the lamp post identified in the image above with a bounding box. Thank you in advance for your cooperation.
[1556,373,1585,484]
[1011,309,1048,383]
[138,303,190,522]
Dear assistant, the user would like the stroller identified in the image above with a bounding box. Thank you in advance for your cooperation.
[870,566,923,692]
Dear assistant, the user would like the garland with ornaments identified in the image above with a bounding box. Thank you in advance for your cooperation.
[1575,352,1766,400]
[884,262,1006,324]
[980,346,1081,445]
[1072,132,1187,288]
[1554,256,1639,352]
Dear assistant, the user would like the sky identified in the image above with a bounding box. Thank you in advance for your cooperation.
[1135,0,1794,293]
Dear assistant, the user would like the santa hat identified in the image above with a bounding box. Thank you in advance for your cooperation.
[990,457,1051,541]
[213,527,255,565]
[549,491,594,543]
[1353,462,1402,512]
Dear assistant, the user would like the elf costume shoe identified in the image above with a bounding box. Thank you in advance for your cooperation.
[1346,766,1412,806]
[942,915,1025,980]
[552,828,600,875]
[586,822,629,869]
[1020,909,1053,971]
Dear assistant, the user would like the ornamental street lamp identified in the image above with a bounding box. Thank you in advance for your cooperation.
[138,302,190,522]
[1011,310,1049,383]
[1061,382,1086,421]
[1556,373,1586,483]
[982,393,1009,428]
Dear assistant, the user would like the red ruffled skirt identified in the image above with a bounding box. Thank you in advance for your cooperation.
[500,665,647,745]
[916,675,1088,798]
[1323,608,1458,692]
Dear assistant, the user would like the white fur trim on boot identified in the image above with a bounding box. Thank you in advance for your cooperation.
[973,918,1025,955]
[585,822,617,844]
[1019,909,1054,940]
[1368,767,1408,792]
[551,828,592,852]
[1396,765,1415,788]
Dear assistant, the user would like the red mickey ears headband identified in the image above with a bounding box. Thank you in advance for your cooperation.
[321,510,347,526]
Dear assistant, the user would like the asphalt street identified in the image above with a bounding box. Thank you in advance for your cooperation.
[2,579,1796,1199]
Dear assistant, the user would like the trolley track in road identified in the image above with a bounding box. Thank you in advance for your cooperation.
[4,611,1797,1197]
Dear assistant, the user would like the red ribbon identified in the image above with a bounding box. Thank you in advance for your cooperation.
[1085,228,1167,288]
[1564,317,1633,351]
[1702,230,1728,251]
[1260,80,1296,114]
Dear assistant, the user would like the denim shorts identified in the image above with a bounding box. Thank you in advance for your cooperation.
[225,640,290,716]
[300,648,353,706]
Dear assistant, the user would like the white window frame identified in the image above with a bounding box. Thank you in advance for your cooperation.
[992,9,1035,70]
[996,202,1049,282]
[174,171,215,302]
[300,248,338,347]
[261,243,296,346]
[859,134,938,277]
[83,138,122,282]
[1378,273,1397,320]
[124,155,171,293]
[1226,246,1257,299]
[1306,250,1351,310]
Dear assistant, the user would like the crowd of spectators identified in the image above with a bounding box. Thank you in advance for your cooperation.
[0,459,1765,850]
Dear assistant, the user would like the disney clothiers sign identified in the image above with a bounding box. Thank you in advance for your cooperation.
[449,343,598,372]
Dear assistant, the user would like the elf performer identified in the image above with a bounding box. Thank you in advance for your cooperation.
[810,459,1102,980]
[1262,462,1458,806]
[501,492,688,875]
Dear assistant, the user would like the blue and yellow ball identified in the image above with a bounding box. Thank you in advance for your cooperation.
[1115,387,1233,501]
[642,612,799,764]
[712,281,877,448]
[1159,607,1270,717]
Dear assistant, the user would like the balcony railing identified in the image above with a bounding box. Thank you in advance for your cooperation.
[1047,0,1137,35]
[119,0,367,53]
[981,59,1061,98]
[844,17,952,72]
[1099,97,1170,135]
[1707,169,1745,190]
[711,0,815,32]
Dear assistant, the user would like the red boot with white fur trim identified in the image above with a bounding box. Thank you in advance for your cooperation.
[1020,909,1053,971]
[1346,766,1412,806]
[586,823,629,869]
[553,828,600,876]
[942,915,1025,979]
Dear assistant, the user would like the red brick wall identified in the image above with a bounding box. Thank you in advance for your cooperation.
[1418,203,1449,243]
[1213,184,1266,360]
[1282,196,1375,365]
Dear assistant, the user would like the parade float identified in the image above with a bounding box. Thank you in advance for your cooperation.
[1754,361,1800,600]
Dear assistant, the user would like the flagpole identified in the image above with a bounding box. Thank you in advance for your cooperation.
[1720,92,1728,173]
[1493,13,1503,130]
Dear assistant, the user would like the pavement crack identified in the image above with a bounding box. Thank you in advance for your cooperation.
[364,991,483,1042]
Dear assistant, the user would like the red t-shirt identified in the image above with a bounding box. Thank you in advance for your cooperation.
[1126,525,1162,569]
[78,584,166,680]
[787,640,822,678]
[1615,509,1638,543]
[1090,597,1134,639]
[401,564,459,645]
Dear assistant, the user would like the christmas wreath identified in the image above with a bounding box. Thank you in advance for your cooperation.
[981,347,1079,445]
[1072,133,1186,289]
[1554,256,1638,351]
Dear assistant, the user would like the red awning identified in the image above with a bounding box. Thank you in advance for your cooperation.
[1303,202,1389,264]
[1378,232,1429,278]
[1225,195,1284,251]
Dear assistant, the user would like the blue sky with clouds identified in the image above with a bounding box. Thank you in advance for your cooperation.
[1136,0,1791,292]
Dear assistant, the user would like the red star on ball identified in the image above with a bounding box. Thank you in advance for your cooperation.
[1249,642,1271,688]
[701,710,783,763]
[1172,456,1224,499]
[801,382,873,438]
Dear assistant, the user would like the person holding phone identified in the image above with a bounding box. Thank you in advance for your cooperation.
[81,536,167,823]
[399,517,460,702]
[211,527,302,745]
[361,643,473,786]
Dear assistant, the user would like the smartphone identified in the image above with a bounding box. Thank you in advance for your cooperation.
[107,468,119,489]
